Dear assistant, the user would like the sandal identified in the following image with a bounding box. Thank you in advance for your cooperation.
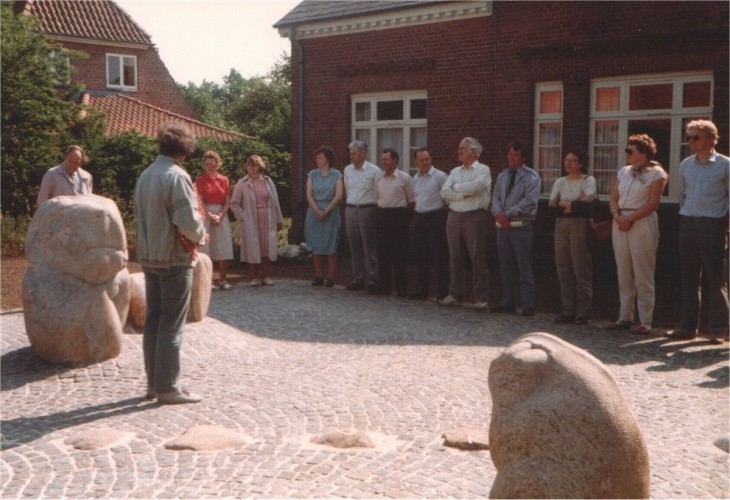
[605,320,633,331]
[632,324,652,335]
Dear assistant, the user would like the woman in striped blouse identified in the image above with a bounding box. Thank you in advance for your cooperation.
[607,134,668,334]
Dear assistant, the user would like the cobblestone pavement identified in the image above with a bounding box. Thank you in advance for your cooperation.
[1,279,728,498]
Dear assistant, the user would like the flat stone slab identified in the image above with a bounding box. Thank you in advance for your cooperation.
[310,430,374,449]
[442,427,489,450]
[164,425,246,451]
[64,428,133,450]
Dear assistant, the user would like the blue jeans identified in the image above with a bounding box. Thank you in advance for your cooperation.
[142,265,193,393]
[496,225,535,310]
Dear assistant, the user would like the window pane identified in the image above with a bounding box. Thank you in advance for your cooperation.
[682,81,711,107]
[410,127,427,149]
[593,120,619,194]
[377,128,403,163]
[355,129,370,144]
[539,122,561,146]
[123,57,136,87]
[539,90,562,114]
[595,87,620,111]
[107,55,120,86]
[377,100,403,121]
[629,84,672,110]
[355,102,371,122]
[410,99,427,119]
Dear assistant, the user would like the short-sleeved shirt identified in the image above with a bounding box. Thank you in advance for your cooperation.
[412,166,447,212]
[344,161,380,205]
[616,163,667,209]
[195,173,230,205]
[375,169,414,208]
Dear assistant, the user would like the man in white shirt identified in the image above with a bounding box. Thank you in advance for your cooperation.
[375,148,414,296]
[439,137,492,309]
[410,147,449,300]
[343,140,381,293]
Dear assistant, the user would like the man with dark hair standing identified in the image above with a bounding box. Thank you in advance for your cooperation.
[409,147,449,301]
[134,122,207,404]
[491,141,541,316]
[375,148,414,296]
[666,119,729,343]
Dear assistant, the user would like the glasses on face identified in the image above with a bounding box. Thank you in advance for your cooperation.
[685,135,705,142]
[624,148,636,155]
[457,147,471,153]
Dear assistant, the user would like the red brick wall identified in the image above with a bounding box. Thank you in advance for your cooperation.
[288,1,729,235]
[63,41,199,120]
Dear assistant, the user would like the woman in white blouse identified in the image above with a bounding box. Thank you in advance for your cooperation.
[607,134,668,334]
[549,148,596,324]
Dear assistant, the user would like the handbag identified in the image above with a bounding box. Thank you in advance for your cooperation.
[586,219,612,250]
[591,220,612,241]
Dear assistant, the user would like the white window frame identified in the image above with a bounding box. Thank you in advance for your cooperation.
[106,53,137,90]
[533,82,563,195]
[589,71,713,201]
[351,90,427,173]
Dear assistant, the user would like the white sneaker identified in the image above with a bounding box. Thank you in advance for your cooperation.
[470,301,489,310]
[251,279,261,287]
[263,277,274,286]
[219,281,232,291]
[438,295,461,306]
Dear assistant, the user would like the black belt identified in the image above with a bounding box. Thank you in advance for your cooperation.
[346,203,376,208]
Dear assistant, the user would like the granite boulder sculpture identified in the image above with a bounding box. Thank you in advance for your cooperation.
[23,195,130,366]
[127,252,212,329]
[488,332,650,499]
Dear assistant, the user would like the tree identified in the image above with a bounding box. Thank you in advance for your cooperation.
[0,3,79,216]
[179,54,292,150]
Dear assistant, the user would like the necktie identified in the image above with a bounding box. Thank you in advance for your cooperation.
[507,170,516,195]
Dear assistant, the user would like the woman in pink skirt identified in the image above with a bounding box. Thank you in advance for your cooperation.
[230,155,283,286]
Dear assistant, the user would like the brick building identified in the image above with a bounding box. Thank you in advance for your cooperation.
[16,0,243,140]
[275,0,729,278]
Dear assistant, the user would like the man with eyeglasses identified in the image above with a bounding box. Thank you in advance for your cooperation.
[666,120,729,344]
[439,137,492,309]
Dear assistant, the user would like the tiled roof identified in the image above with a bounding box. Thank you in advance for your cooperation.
[82,93,247,142]
[16,0,152,45]
[274,0,446,27]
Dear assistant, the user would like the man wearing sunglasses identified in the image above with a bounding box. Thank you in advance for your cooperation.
[666,120,729,344]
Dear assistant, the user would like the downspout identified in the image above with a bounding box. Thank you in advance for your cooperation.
[292,25,306,242]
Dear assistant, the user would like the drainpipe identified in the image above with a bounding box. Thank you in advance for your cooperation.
[292,25,305,242]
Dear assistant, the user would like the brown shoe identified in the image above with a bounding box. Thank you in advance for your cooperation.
[157,389,202,405]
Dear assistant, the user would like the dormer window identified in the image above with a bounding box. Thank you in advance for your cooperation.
[106,54,137,90]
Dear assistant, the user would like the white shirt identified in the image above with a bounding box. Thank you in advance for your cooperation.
[375,169,414,208]
[344,161,379,205]
[441,161,491,212]
[413,166,447,213]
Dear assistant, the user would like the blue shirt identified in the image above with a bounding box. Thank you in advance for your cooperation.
[678,151,729,218]
[491,165,541,221]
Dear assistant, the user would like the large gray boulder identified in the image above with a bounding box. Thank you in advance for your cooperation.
[488,332,650,499]
[23,195,130,366]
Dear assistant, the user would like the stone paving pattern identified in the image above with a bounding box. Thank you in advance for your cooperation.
[1,279,728,498]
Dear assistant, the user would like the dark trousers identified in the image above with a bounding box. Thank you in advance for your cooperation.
[377,207,410,294]
[678,216,729,334]
[410,209,449,299]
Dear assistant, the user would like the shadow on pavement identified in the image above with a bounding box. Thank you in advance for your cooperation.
[1,397,150,450]
[1,346,72,391]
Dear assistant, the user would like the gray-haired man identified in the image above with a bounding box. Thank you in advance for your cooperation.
[343,140,381,293]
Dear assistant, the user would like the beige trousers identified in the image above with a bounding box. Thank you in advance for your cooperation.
[612,211,659,325]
